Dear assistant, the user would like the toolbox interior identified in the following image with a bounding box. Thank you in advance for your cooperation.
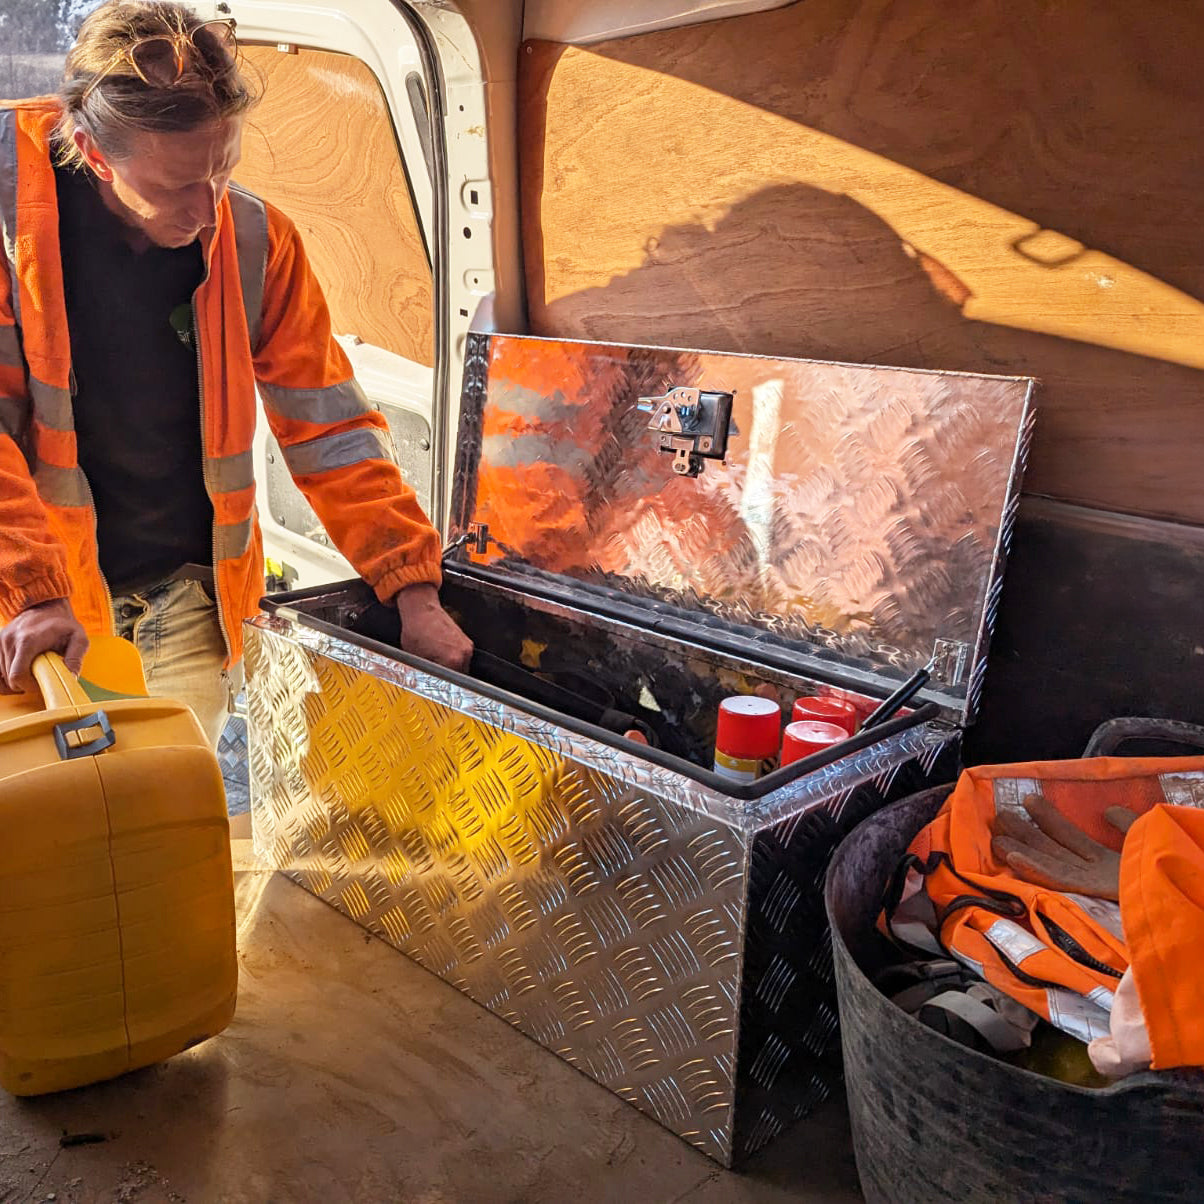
[266,570,908,775]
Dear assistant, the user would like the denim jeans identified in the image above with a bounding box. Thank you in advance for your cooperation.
[111,577,241,748]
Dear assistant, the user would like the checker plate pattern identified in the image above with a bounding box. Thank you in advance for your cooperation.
[247,620,958,1165]
[732,737,958,1160]
[217,713,250,816]
[453,334,1035,719]
[247,628,749,1164]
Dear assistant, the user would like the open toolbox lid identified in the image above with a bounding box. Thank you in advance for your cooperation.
[448,333,1035,727]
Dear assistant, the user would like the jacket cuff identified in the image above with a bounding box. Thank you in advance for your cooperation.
[372,559,443,605]
[0,573,73,622]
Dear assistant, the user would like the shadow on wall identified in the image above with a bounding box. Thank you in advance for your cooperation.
[513,5,1204,755]
[535,181,1204,523]
[518,4,1204,522]
[588,0,1204,307]
[526,182,1204,761]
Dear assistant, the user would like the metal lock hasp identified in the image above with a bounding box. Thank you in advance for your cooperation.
[444,521,492,560]
[637,387,738,477]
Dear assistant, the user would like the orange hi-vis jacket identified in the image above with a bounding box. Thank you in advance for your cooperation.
[0,99,441,664]
[1119,802,1204,1070]
[885,757,1204,1068]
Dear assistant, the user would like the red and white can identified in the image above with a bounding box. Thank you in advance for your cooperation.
[713,696,782,782]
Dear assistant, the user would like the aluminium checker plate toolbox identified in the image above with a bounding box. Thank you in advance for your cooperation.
[246,333,1034,1166]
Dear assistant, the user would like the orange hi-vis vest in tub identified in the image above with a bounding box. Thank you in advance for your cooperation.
[884,757,1204,1054]
[0,99,441,664]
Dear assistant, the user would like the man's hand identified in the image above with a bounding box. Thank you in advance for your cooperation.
[0,599,89,694]
[395,584,472,672]
[991,793,1139,900]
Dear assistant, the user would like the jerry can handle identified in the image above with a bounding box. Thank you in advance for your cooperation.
[31,651,93,710]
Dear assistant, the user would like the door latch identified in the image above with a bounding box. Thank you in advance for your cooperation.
[637,387,738,477]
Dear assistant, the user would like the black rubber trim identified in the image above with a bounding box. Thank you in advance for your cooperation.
[1083,717,1204,758]
[446,558,927,705]
[386,0,452,530]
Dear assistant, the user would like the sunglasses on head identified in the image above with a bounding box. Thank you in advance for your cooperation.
[81,18,238,102]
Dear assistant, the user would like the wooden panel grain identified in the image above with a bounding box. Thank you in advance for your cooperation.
[238,46,432,367]
[518,2,1204,522]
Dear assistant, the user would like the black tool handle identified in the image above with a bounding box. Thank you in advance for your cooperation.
[861,664,933,730]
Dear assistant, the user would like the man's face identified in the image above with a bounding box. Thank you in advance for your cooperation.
[75,116,244,249]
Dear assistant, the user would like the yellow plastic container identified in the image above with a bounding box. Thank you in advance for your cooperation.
[0,639,237,1095]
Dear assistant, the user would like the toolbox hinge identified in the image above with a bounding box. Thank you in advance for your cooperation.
[929,639,970,687]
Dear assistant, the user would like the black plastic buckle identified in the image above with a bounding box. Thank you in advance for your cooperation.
[53,710,116,760]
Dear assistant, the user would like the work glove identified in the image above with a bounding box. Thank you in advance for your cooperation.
[991,793,1139,901]
[1088,967,1152,1077]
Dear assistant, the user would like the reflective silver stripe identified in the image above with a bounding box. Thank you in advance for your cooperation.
[281,426,394,477]
[29,375,73,431]
[228,185,267,351]
[0,322,19,367]
[0,394,26,439]
[481,432,556,468]
[214,517,253,561]
[207,448,255,494]
[0,111,20,332]
[258,378,373,424]
[34,462,90,507]
[493,383,580,425]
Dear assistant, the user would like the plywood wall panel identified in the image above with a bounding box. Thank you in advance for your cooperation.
[238,47,433,367]
[518,2,1204,523]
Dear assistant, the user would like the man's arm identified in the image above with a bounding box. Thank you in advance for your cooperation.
[0,255,88,692]
[251,204,470,671]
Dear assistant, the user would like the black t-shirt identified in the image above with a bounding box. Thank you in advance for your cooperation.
[54,162,213,595]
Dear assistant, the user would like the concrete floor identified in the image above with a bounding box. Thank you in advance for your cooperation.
[0,837,864,1204]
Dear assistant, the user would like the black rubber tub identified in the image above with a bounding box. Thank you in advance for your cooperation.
[825,719,1204,1204]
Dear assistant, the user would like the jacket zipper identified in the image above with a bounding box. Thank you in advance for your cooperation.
[1040,914,1124,980]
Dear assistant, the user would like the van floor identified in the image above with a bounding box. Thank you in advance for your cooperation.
[0,831,863,1204]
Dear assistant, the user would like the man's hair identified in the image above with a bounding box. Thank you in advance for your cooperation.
[56,0,258,169]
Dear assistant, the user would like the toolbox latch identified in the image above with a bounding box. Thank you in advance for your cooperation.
[637,386,738,477]
[53,711,116,760]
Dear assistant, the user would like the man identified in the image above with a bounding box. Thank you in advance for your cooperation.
[0,1,472,743]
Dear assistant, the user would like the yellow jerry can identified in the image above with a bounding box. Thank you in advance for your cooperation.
[0,639,237,1095]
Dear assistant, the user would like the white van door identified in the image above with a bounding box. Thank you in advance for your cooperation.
[205,0,441,589]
